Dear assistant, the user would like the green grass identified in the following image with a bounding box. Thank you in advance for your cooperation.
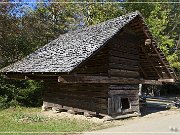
[0,107,98,134]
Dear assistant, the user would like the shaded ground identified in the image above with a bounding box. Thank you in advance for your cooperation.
[84,111,180,135]
[141,100,169,116]
[84,101,180,135]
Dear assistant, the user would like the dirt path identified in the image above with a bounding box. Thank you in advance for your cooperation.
[83,109,180,135]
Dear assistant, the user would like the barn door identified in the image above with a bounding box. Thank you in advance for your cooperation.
[108,95,130,115]
[108,95,121,115]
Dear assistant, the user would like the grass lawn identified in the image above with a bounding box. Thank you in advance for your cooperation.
[0,107,100,134]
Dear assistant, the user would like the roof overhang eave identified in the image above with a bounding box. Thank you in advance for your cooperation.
[2,71,69,80]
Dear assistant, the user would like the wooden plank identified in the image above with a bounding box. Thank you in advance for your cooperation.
[109,50,139,60]
[6,74,57,80]
[109,63,139,71]
[108,98,112,115]
[109,56,138,65]
[75,66,107,74]
[26,75,58,80]
[109,59,138,67]
[71,43,109,73]
[108,90,139,95]
[50,83,108,92]
[58,75,140,84]
[158,79,175,83]
[141,79,162,85]
[44,83,108,97]
[5,74,26,80]
[109,84,139,90]
[110,48,139,55]
[44,96,107,109]
[109,69,139,78]
[130,100,139,106]
[48,87,108,95]
[45,91,108,103]
[44,98,107,114]
[107,112,140,120]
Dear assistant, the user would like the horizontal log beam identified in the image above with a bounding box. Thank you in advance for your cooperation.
[5,74,26,80]
[58,75,140,84]
[5,74,59,80]
[109,69,139,78]
[158,79,175,83]
[141,79,162,85]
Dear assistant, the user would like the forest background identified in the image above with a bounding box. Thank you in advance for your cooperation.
[0,0,179,109]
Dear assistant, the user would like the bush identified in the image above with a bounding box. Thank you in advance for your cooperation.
[0,74,43,109]
[17,80,43,107]
[0,95,9,109]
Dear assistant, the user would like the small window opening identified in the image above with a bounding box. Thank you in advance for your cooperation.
[121,98,130,109]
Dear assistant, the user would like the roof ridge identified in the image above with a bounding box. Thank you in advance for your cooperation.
[57,11,140,38]
[0,11,141,73]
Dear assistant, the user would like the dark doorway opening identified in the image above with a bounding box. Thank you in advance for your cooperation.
[121,98,130,109]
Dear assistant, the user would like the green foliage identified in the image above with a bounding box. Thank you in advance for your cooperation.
[16,80,43,107]
[84,3,123,25]
[124,0,180,76]
[0,75,42,108]
[145,4,173,56]
[0,0,179,110]
[0,95,9,109]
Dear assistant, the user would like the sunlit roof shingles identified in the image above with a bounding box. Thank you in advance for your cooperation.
[0,12,139,73]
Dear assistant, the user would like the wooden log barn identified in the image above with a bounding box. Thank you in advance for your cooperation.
[0,12,176,119]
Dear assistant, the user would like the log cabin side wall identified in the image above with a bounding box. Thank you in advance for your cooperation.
[43,81,108,115]
[73,46,109,76]
[107,28,140,116]
[43,47,110,115]
[42,26,141,116]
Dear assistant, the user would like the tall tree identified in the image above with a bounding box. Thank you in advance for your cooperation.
[124,0,180,77]
[82,2,123,26]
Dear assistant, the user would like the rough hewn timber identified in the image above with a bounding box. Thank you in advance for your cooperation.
[58,75,140,84]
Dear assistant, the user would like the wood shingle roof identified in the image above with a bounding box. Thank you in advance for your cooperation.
[1,12,139,73]
[0,11,176,81]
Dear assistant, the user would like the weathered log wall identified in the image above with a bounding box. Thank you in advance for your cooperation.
[43,46,109,115]
[43,25,141,117]
[73,46,109,75]
[107,27,140,116]
[43,81,108,115]
[108,84,139,115]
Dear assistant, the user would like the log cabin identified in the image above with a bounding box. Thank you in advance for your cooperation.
[0,11,176,119]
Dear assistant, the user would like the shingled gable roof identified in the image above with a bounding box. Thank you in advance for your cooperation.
[1,12,141,73]
[0,11,176,80]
